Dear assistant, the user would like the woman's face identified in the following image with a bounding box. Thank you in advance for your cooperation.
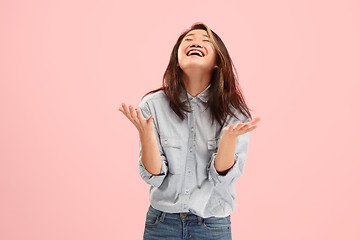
[177,29,217,73]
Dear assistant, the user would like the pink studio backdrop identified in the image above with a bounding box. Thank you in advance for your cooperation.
[1,0,359,239]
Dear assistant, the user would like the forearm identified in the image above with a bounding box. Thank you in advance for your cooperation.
[214,135,238,175]
[139,131,163,175]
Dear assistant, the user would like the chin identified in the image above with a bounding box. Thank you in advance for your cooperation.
[180,63,209,71]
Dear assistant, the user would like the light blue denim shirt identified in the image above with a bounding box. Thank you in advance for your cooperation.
[137,83,251,218]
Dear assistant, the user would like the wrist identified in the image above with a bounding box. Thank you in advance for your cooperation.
[220,133,238,143]
[139,129,155,142]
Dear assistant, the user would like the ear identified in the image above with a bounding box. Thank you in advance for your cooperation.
[214,65,219,69]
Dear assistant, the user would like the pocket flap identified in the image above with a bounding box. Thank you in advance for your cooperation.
[160,136,182,148]
[207,138,220,150]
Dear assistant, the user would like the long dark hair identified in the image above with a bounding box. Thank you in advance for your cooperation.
[142,22,253,128]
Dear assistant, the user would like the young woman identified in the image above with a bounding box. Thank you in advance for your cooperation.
[118,22,261,240]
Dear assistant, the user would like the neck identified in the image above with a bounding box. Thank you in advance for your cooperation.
[182,70,212,97]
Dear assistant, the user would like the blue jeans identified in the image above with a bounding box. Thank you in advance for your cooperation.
[143,205,232,240]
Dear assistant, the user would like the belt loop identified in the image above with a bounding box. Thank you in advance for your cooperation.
[159,212,166,222]
[197,216,203,225]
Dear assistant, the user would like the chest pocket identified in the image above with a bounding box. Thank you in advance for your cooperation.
[207,138,221,157]
[160,136,183,175]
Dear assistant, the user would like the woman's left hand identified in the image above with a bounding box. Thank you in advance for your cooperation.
[222,117,261,138]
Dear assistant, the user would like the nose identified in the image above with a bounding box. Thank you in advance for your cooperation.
[191,43,202,48]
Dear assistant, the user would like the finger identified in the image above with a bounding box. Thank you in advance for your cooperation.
[121,103,138,125]
[135,107,146,121]
[128,105,137,119]
[129,105,140,124]
[234,122,247,131]
[249,117,261,125]
[146,114,154,124]
[135,108,152,127]
[244,125,258,133]
[124,104,135,121]
[245,125,257,133]
[122,103,130,115]
[120,103,131,117]
[241,124,252,132]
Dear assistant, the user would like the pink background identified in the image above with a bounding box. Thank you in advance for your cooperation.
[1,0,359,239]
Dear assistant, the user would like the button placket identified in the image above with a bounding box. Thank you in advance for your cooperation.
[183,106,195,211]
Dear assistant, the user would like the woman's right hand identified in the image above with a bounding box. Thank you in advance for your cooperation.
[118,102,155,134]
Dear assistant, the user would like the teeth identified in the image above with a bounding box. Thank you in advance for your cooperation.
[187,50,204,57]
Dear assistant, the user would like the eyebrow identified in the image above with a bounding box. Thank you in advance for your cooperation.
[184,33,209,38]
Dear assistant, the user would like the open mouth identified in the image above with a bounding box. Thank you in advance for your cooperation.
[186,49,205,57]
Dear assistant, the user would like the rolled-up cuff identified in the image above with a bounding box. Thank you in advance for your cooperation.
[138,155,168,188]
[207,152,241,186]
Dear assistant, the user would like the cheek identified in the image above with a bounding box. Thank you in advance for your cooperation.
[178,45,185,54]
[208,47,217,60]
[208,44,216,54]
[178,46,186,60]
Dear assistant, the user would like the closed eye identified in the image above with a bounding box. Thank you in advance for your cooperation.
[184,38,210,42]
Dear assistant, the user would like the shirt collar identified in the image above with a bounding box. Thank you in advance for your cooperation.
[179,83,211,103]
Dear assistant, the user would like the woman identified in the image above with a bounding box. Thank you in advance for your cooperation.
[118,22,261,240]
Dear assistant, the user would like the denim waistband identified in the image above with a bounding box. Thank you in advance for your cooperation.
[148,205,230,224]
[149,205,204,223]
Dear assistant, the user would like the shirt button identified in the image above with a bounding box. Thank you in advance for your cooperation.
[187,169,191,174]
[190,148,192,152]
[185,189,190,194]
[191,127,194,132]
[184,204,188,209]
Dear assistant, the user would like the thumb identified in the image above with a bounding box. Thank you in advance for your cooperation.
[146,114,154,123]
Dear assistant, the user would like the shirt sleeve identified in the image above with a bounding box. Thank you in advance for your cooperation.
[137,100,168,188]
[207,110,251,186]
